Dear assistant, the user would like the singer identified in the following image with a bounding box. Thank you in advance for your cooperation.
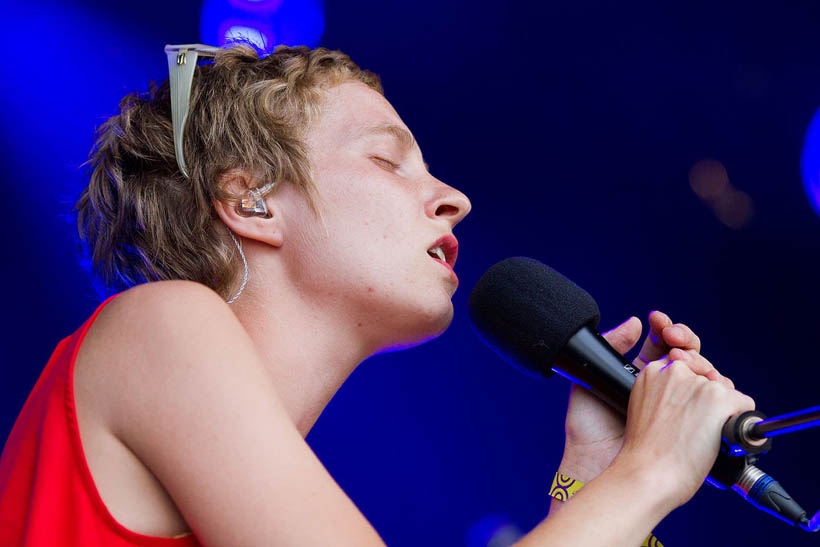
[0,43,754,546]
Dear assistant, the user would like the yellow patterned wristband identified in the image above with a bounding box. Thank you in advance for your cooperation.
[549,472,664,547]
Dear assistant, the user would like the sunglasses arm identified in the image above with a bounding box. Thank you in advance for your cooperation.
[164,44,219,178]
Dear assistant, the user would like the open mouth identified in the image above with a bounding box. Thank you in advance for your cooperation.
[427,246,446,262]
[426,235,458,269]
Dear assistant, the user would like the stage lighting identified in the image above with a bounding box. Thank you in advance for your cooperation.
[800,107,820,217]
[200,0,325,51]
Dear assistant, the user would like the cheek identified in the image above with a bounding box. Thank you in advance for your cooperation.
[298,163,422,278]
[324,186,409,245]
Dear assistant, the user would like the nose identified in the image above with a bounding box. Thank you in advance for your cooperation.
[425,177,472,227]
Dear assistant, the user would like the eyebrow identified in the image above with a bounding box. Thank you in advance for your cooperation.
[357,123,417,150]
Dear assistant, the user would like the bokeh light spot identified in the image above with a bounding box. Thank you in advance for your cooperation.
[800,106,820,217]
[689,158,730,200]
[689,159,754,229]
[201,0,324,50]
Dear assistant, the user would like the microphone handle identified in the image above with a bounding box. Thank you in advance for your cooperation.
[551,326,764,450]
[551,326,639,414]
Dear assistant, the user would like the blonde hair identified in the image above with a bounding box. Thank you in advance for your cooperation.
[75,44,383,299]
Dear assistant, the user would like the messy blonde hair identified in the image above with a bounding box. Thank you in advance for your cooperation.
[75,44,383,299]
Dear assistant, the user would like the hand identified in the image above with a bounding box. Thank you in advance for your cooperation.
[559,311,727,482]
[614,359,755,510]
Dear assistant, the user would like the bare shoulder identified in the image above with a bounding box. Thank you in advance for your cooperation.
[93,280,244,346]
[77,281,384,545]
[79,278,273,466]
[78,280,255,423]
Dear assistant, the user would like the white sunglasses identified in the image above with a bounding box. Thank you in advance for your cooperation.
[164,43,220,179]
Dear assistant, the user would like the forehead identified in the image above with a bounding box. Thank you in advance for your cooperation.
[307,81,408,149]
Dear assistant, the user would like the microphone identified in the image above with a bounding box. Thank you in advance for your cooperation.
[467,256,638,414]
[468,257,812,529]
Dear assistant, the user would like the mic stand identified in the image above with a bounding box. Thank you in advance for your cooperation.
[752,404,820,439]
[708,406,820,532]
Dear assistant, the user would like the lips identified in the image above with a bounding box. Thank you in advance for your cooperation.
[426,234,459,269]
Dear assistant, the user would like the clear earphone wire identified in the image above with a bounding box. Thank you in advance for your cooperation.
[225,226,249,304]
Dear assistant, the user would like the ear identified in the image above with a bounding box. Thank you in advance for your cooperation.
[212,170,284,248]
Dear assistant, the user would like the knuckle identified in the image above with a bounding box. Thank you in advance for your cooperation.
[702,379,729,398]
[643,360,664,374]
[690,374,709,391]
[669,348,690,362]
[666,360,690,377]
[635,363,651,381]
[739,393,756,411]
[716,371,735,388]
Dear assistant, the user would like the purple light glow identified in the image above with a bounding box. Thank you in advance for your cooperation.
[800,107,820,217]
[201,0,325,50]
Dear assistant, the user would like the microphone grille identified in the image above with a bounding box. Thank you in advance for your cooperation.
[468,257,600,378]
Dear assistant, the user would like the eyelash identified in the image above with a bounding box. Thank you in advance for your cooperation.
[371,156,399,170]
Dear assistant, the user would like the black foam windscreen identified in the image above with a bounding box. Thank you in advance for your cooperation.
[468,257,601,378]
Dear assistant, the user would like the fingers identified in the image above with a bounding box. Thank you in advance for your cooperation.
[623,356,756,506]
[662,321,702,353]
[638,358,749,402]
[640,357,746,415]
[624,311,734,392]
[736,392,756,413]
[642,311,702,356]
[635,311,674,365]
[636,311,704,373]
[602,316,642,355]
[648,310,674,342]
[641,359,748,413]
[667,348,718,379]
[634,356,672,379]
[668,348,734,389]
[654,360,705,388]
[695,378,756,418]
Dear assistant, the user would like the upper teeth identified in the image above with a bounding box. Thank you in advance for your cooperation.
[428,246,446,261]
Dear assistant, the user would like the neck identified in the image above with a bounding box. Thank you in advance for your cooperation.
[228,259,376,437]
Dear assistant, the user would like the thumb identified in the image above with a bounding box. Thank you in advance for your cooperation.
[601,316,642,355]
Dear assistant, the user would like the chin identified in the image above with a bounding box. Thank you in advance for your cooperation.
[376,301,454,354]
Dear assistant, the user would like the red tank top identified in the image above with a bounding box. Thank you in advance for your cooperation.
[0,294,201,546]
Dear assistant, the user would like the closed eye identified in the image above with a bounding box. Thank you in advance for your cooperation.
[371,156,399,171]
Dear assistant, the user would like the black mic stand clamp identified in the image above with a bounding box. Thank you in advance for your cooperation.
[706,410,816,530]
[721,410,773,457]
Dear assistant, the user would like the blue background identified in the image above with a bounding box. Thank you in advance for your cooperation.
[2,0,820,545]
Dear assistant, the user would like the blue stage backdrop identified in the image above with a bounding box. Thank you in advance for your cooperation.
[2,1,820,545]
